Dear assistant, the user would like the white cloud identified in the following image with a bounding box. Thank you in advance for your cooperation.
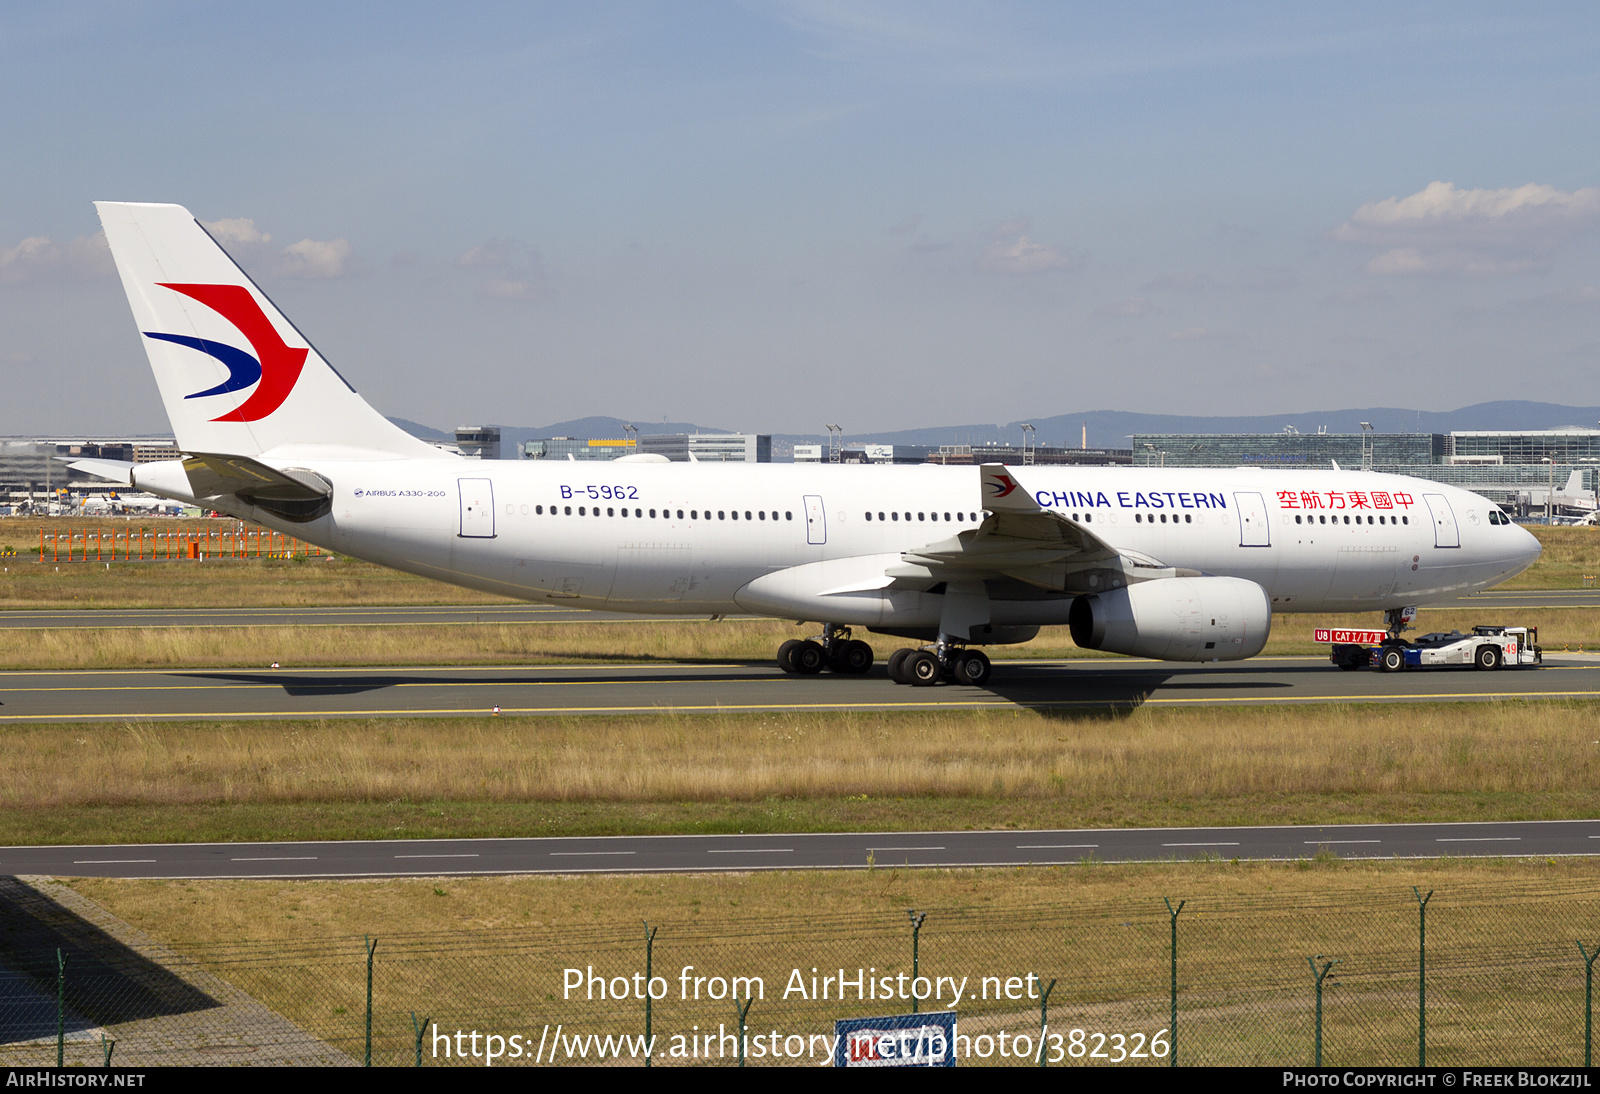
[978,234,1068,274]
[456,239,544,300]
[1364,247,1536,277]
[202,218,272,245]
[276,237,353,279]
[478,278,544,301]
[201,217,355,279]
[456,239,538,270]
[1094,296,1154,317]
[0,232,114,283]
[1333,181,1600,277]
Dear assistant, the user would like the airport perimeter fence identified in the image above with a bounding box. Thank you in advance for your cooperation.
[2,878,1598,1068]
[30,527,322,563]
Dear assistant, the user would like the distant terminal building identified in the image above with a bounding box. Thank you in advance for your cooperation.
[793,443,1131,466]
[453,425,501,461]
[1,436,179,499]
[925,444,1132,467]
[1130,428,1600,515]
[523,433,771,463]
[638,433,771,462]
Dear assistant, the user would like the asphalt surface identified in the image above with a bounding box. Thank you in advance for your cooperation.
[4,654,1600,722]
[6,820,1598,879]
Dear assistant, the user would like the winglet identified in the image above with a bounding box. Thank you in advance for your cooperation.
[979,463,1040,512]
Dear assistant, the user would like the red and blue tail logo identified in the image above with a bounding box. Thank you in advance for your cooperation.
[985,471,1019,498]
[142,283,307,422]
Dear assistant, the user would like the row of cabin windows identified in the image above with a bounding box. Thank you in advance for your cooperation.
[531,506,794,521]
[1134,513,1192,524]
[865,511,979,523]
[1294,514,1409,526]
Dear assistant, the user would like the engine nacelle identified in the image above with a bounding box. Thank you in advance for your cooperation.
[1068,576,1271,661]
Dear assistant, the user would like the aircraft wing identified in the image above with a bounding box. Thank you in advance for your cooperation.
[886,464,1127,590]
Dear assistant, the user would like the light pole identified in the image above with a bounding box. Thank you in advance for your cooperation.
[1542,457,1555,524]
[825,424,842,464]
[1360,422,1374,471]
[1021,423,1035,466]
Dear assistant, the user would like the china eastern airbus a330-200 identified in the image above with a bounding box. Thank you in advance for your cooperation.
[78,202,1542,686]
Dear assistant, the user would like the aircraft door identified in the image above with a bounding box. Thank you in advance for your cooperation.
[1423,493,1459,548]
[1233,491,1270,547]
[804,495,827,545]
[458,478,496,538]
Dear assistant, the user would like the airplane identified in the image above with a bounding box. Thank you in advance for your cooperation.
[75,202,1543,686]
[77,490,180,516]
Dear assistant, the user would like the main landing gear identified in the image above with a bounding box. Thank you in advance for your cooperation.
[776,623,874,675]
[886,641,991,687]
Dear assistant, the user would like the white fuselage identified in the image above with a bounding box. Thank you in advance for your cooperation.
[170,460,1542,627]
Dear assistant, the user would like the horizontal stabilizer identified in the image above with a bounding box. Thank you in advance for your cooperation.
[178,453,331,500]
[67,458,135,486]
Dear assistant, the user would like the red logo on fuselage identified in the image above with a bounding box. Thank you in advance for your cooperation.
[156,283,308,422]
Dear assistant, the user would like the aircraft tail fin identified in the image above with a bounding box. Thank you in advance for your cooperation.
[979,463,1040,512]
[94,202,438,461]
[1563,470,1584,496]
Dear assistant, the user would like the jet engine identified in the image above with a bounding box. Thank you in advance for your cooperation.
[1068,576,1270,661]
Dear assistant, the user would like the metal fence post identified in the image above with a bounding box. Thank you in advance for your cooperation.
[1164,898,1184,1067]
[1580,942,1599,1068]
[364,935,377,1067]
[644,922,658,1069]
[908,910,927,1015]
[411,1010,431,1066]
[1308,956,1341,1067]
[1413,888,1432,1068]
[56,949,66,1068]
[736,995,754,1067]
[1036,977,1057,1067]
[101,1034,114,1067]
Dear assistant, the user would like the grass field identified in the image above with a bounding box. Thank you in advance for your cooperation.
[7,701,1598,845]
[7,607,1600,671]
[54,860,1600,1067]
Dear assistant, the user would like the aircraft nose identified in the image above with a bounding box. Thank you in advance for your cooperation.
[1517,523,1542,569]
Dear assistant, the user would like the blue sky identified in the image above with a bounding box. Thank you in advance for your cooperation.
[3,2,1598,441]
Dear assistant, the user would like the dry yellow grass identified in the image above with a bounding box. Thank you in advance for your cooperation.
[63,860,1600,1067]
[6,605,1600,671]
[7,703,1596,813]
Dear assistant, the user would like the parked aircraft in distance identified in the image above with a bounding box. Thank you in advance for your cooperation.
[79,202,1541,686]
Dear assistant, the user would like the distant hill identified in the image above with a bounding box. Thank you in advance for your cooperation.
[395,401,1600,458]
[388,417,451,441]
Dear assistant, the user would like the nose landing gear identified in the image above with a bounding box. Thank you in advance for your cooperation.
[776,623,874,675]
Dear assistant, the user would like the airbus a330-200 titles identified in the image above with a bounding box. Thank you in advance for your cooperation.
[75,202,1542,687]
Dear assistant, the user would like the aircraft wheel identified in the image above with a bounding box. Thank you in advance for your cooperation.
[1474,645,1502,670]
[792,640,826,675]
[951,649,991,686]
[777,639,803,673]
[831,639,874,675]
[887,648,914,684]
[1378,647,1406,673]
[906,651,942,687]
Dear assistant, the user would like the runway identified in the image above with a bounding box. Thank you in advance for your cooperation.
[6,819,1598,879]
[4,654,1600,722]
